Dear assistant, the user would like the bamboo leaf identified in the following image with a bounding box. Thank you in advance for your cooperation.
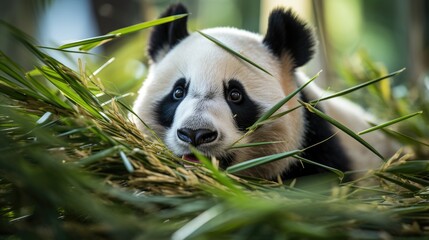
[59,14,188,51]
[78,146,120,167]
[0,53,28,89]
[198,31,273,76]
[295,155,344,180]
[92,57,115,76]
[380,128,429,148]
[38,45,97,55]
[229,141,284,149]
[390,205,429,215]
[384,160,429,174]
[299,100,384,160]
[57,127,93,137]
[398,174,429,186]
[25,73,73,109]
[172,205,225,240]
[250,71,321,129]
[230,73,319,147]
[375,173,421,192]
[58,34,118,50]
[226,150,301,174]
[108,14,187,35]
[37,67,103,118]
[191,148,241,191]
[253,105,302,128]
[36,111,53,125]
[0,82,29,101]
[119,150,134,173]
[379,68,392,103]
[359,111,423,135]
[1,53,72,110]
[310,68,405,104]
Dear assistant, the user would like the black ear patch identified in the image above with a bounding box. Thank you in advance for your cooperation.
[148,3,189,62]
[263,8,315,67]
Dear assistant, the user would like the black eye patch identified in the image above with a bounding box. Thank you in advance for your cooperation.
[155,78,188,128]
[223,79,261,131]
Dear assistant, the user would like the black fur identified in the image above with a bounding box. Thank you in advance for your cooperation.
[262,8,315,67]
[148,3,189,62]
[219,153,235,170]
[223,79,262,131]
[280,92,351,180]
[155,78,188,127]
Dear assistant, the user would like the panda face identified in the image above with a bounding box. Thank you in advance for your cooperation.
[133,4,315,179]
[135,28,292,165]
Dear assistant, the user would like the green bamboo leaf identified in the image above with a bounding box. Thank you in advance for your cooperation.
[226,150,301,174]
[251,71,321,129]
[36,111,53,125]
[22,42,104,112]
[108,14,188,35]
[230,73,320,147]
[119,150,134,173]
[78,146,120,167]
[1,54,72,109]
[100,93,132,107]
[390,205,429,215]
[0,82,28,101]
[41,65,102,109]
[310,68,405,104]
[0,77,43,101]
[299,100,384,160]
[375,173,421,192]
[37,67,103,118]
[1,29,59,109]
[38,45,97,55]
[198,30,273,76]
[25,72,73,109]
[384,160,429,174]
[57,127,93,137]
[381,128,429,148]
[59,14,188,51]
[191,148,241,191]
[295,155,344,180]
[0,52,35,90]
[92,57,115,76]
[229,141,284,149]
[58,34,117,50]
[359,111,423,135]
[398,174,429,186]
[172,204,225,240]
[262,105,302,125]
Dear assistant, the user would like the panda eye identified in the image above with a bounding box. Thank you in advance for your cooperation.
[228,89,242,103]
[173,86,185,100]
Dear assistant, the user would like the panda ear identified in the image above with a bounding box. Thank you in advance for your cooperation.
[148,3,189,62]
[262,8,315,68]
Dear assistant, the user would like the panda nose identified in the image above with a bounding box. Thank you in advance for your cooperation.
[177,128,218,146]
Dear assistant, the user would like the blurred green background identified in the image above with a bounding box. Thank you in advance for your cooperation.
[1,0,428,98]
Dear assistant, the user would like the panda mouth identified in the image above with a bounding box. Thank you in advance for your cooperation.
[182,154,200,163]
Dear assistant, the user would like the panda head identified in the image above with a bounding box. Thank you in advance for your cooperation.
[133,3,315,179]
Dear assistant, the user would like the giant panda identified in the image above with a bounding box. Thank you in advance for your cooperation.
[132,3,396,180]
